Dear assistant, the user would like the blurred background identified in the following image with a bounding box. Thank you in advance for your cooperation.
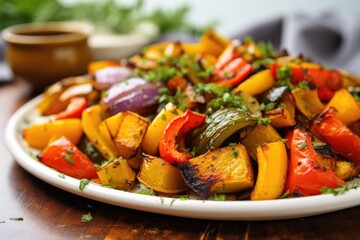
[1,0,360,82]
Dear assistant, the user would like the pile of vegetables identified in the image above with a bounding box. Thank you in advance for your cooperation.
[22,29,360,200]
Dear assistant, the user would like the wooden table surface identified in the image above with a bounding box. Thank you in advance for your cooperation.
[1,79,360,240]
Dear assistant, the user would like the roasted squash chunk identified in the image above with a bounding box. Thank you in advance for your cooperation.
[334,160,360,181]
[180,144,254,198]
[113,111,150,159]
[96,157,136,190]
[137,154,189,194]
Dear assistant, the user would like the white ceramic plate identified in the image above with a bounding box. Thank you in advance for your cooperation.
[5,95,360,220]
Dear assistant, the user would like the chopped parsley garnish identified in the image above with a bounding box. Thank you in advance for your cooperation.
[321,182,360,196]
[213,194,226,201]
[279,190,292,199]
[257,41,276,59]
[256,116,271,126]
[10,217,24,221]
[66,148,75,154]
[81,212,92,223]
[298,142,308,150]
[58,173,65,179]
[64,154,74,164]
[276,65,294,90]
[79,179,91,191]
[136,188,156,196]
[259,102,277,112]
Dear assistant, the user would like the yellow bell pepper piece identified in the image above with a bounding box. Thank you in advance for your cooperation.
[291,87,325,120]
[142,103,183,155]
[81,105,117,159]
[23,119,82,150]
[232,69,275,96]
[251,141,288,200]
[327,88,360,125]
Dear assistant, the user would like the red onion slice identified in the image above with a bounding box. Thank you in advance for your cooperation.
[109,84,159,115]
[95,66,132,89]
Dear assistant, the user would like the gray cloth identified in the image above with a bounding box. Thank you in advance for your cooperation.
[231,9,360,75]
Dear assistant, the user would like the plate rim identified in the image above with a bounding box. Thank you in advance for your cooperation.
[5,95,360,221]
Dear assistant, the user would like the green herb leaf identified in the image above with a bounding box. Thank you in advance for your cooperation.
[10,217,23,221]
[298,142,308,150]
[64,153,74,164]
[136,188,156,196]
[321,182,360,196]
[81,212,92,223]
[213,194,226,201]
[79,179,90,191]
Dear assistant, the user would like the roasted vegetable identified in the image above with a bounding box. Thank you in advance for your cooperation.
[40,136,97,179]
[285,128,345,196]
[55,97,88,120]
[193,108,257,155]
[112,111,150,159]
[251,141,288,200]
[334,160,360,181]
[82,105,117,159]
[23,118,83,149]
[137,154,189,194]
[265,93,297,128]
[159,110,206,164]
[326,88,360,125]
[180,144,254,198]
[241,124,282,160]
[291,86,325,120]
[142,103,183,155]
[96,157,136,190]
[232,69,275,96]
[312,107,360,163]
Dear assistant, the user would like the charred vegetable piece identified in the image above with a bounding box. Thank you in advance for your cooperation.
[312,107,360,163]
[265,93,297,128]
[180,144,254,198]
[334,160,360,181]
[193,109,257,155]
[40,136,97,179]
[137,154,189,194]
[159,110,206,164]
[241,124,282,160]
[285,128,345,196]
[23,119,83,150]
[250,141,288,200]
[96,157,136,190]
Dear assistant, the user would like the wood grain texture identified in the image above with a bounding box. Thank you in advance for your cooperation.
[0,79,359,240]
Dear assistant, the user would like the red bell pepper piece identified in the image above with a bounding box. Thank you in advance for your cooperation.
[55,97,88,120]
[40,136,97,179]
[159,110,206,164]
[285,128,345,196]
[312,107,360,163]
[271,64,342,101]
[213,57,252,87]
